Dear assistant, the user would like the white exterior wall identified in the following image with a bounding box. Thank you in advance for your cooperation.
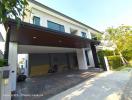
[8,42,18,91]
[76,47,95,69]
[24,2,95,38]
[0,24,6,54]
[76,49,88,70]
[30,8,88,36]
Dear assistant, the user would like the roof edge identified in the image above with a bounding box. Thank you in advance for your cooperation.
[28,0,103,34]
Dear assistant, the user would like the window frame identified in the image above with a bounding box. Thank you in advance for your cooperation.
[81,32,87,38]
[33,16,40,26]
[47,20,65,32]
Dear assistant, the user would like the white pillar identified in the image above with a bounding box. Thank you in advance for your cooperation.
[76,49,88,70]
[104,56,110,71]
[88,49,95,67]
[8,42,18,91]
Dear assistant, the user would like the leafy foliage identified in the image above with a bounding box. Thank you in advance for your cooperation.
[105,25,132,52]
[107,56,123,70]
[97,50,114,69]
[0,0,29,65]
[0,59,8,67]
[105,25,132,64]
[0,0,28,24]
[122,50,132,61]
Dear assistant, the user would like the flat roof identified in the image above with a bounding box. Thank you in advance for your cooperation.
[7,19,100,48]
[29,0,102,34]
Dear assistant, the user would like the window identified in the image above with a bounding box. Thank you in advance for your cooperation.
[81,32,87,38]
[33,16,40,26]
[47,21,65,32]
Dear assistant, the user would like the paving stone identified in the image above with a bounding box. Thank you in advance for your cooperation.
[12,70,98,100]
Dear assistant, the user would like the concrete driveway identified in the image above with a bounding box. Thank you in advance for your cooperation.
[48,69,132,100]
[12,70,98,100]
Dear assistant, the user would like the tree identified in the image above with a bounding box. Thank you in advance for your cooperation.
[0,0,28,24]
[105,25,132,65]
[0,0,28,61]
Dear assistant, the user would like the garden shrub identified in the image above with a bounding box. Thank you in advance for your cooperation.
[97,50,114,69]
[0,59,8,67]
[122,50,132,61]
[107,56,123,70]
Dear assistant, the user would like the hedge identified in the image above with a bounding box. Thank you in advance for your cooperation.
[107,56,123,70]
[122,50,132,61]
[97,50,114,69]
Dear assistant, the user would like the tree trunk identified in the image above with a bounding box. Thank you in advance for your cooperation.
[119,51,127,65]
[113,50,115,56]
[123,56,128,64]
[3,24,10,61]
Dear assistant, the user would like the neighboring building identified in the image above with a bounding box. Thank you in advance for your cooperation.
[1,0,102,91]
[0,50,3,59]
[0,33,4,59]
[96,33,116,51]
[0,24,5,59]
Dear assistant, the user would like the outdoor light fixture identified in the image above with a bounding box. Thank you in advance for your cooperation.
[58,40,62,43]
[33,37,37,39]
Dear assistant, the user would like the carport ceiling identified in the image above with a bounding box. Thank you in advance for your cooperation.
[7,20,100,48]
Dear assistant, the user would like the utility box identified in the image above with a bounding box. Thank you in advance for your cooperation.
[2,70,10,79]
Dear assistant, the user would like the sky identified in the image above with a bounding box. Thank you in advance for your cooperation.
[37,0,132,32]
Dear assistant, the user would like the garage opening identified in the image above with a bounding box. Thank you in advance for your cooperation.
[18,45,79,77]
[29,53,78,77]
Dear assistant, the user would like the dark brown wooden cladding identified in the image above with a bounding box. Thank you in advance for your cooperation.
[8,20,100,48]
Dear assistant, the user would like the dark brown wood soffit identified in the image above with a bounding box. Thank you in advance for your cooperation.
[7,20,100,48]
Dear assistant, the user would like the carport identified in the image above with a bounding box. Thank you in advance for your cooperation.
[5,19,99,91]
[18,46,79,77]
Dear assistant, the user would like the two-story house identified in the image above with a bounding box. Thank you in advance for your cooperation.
[1,0,102,91]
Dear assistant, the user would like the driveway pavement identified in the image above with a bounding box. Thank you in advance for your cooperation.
[48,69,132,100]
[12,70,98,100]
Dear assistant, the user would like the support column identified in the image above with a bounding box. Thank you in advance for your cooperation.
[8,42,18,91]
[76,49,88,70]
[90,43,99,68]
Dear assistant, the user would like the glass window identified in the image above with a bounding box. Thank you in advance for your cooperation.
[33,16,40,26]
[81,32,87,38]
[48,21,65,32]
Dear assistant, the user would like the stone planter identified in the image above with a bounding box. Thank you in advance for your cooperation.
[0,66,11,100]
